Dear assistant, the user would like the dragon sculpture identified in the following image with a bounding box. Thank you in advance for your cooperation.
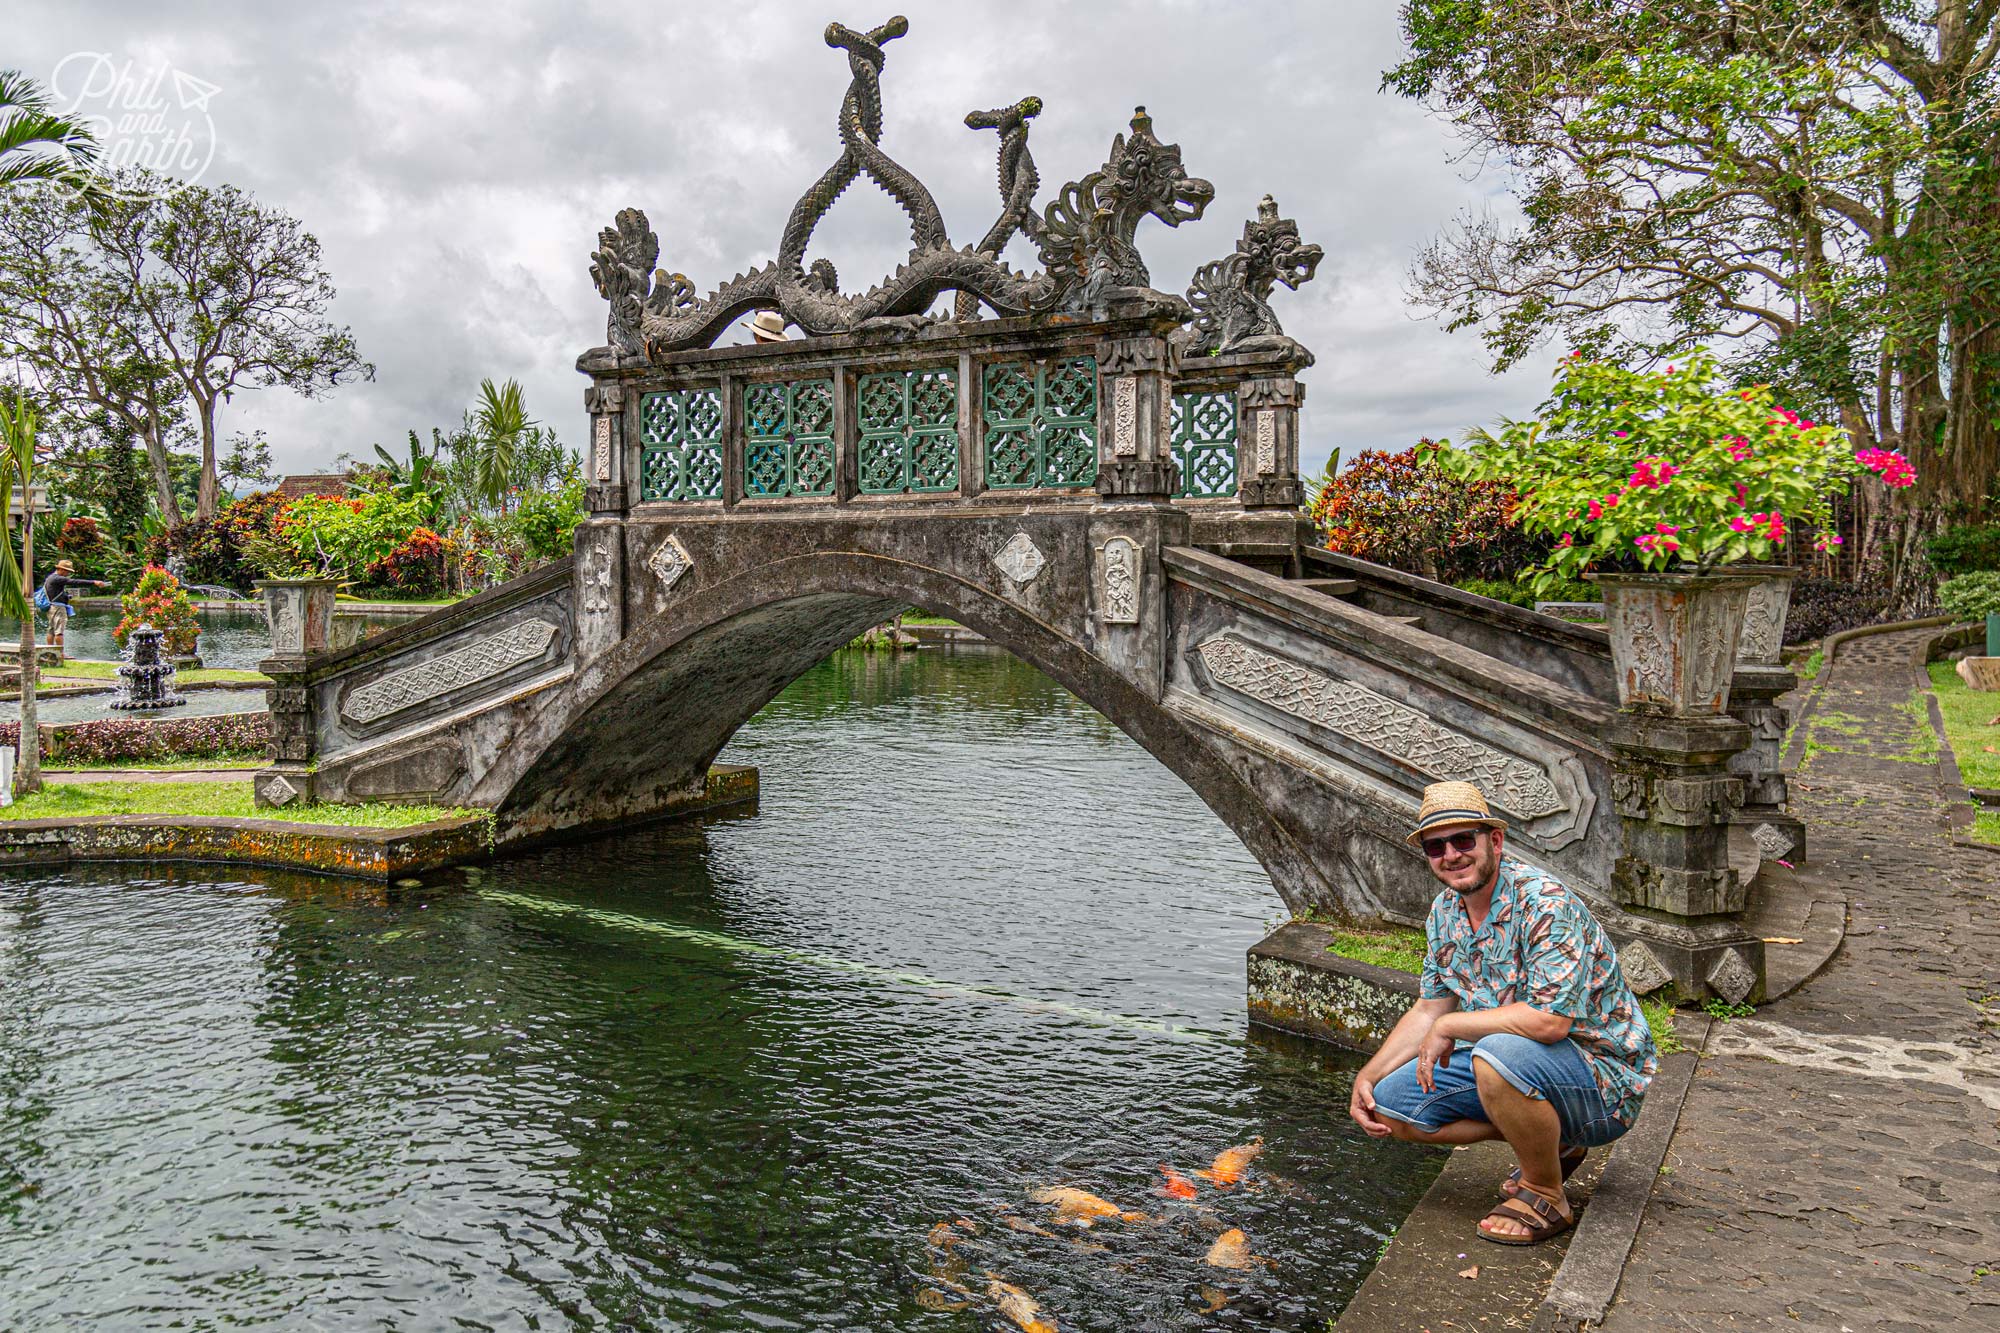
[588,15,1217,361]
[1177,195,1323,359]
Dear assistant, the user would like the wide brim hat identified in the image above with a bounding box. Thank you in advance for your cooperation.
[1406,780,1508,847]
[54,558,75,573]
[750,310,789,342]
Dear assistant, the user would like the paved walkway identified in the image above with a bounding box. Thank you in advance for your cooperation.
[1600,628,2000,1331]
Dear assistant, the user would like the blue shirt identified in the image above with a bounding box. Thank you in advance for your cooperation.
[1421,856,1658,1125]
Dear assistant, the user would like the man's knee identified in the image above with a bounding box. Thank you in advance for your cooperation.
[1384,1117,1449,1144]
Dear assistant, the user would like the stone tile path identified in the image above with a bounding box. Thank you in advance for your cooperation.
[1599,628,2000,1331]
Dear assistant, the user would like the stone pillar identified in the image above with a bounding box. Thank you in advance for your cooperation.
[253,578,336,809]
[1728,668,1805,865]
[1095,334,1179,501]
[585,380,628,515]
[1607,713,1767,1004]
[572,519,625,667]
[1237,376,1304,510]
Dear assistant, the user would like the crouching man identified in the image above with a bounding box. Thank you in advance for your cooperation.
[1349,781,1657,1245]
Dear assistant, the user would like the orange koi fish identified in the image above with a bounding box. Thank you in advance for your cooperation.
[1029,1185,1149,1227]
[1192,1137,1264,1187]
[1157,1165,1199,1200]
[985,1273,1059,1333]
[1204,1227,1260,1270]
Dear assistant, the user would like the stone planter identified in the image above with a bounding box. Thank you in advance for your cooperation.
[1734,566,1797,667]
[1591,570,1758,715]
[255,579,339,659]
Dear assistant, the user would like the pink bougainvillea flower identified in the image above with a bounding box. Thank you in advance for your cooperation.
[1604,491,1621,507]
[1558,532,1576,548]
[1586,499,1604,520]
[1765,512,1786,541]
[1655,523,1679,534]
[1733,483,1749,506]
[1613,430,1629,438]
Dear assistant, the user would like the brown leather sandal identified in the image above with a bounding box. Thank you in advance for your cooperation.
[1477,1190,1574,1246]
[1502,1146,1586,1197]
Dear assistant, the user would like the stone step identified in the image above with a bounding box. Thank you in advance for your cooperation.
[1288,576,1359,597]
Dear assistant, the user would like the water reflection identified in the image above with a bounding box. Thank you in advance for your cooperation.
[0,647,1436,1330]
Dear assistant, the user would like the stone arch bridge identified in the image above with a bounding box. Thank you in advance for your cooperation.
[252,17,1795,1002]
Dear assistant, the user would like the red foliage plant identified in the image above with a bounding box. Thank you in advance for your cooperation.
[364,526,446,595]
[1308,444,1546,582]
[56,515,107,562]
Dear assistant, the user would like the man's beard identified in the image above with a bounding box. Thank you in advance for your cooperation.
[1442,849,1498,895]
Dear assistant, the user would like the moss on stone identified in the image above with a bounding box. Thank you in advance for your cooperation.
[1322,925,1427,974]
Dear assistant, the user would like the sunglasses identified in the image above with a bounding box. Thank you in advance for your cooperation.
[1420,830,1485,860]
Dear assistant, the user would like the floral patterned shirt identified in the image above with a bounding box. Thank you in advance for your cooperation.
[1420,856,1658,1126]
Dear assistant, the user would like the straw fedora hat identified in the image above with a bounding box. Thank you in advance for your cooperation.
[750,310,789,343]
[54,558,75,574]
[1406,780,1508,848]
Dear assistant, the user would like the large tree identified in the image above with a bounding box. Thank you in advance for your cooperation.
[91,174,373,518]
[1388,0,2000,601]
[0,187,192,524]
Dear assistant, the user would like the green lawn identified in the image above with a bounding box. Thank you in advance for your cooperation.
[49,659,271,686]
[1927,661,2000,793]
[1,781,475,828]
[49,754,264,772]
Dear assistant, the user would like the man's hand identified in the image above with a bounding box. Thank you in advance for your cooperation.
[1349,1075,1391,1137]
[1415,1019,1456,1092]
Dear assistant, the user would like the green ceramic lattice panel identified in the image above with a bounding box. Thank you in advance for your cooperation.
[857,367,959,494]
[638,388,725,501]
[1171,390,1239,499]
[743,379,835,498]
[982,356,1098,490]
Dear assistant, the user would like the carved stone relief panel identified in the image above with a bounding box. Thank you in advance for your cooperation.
[1254,409,1275,475]
[341,619,561,727]
[1098,535,1141,625]
[1112,376,1138,458]
[593,414,614,481]
[1194,633,1566,820]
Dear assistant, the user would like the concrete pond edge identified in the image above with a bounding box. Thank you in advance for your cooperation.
[1248,922,1716,1331]
[0,764,759,881]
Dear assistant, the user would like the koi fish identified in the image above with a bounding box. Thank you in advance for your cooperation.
[995,1210,1058,1239]
[1204,1227,1263,1270]
[985,1273,1059,1333]
[916,1288,971,1312]
[1029,1185,1149,1227]
[1197,1285,1230,1313]
[1192,1138,1264,1187]
[1157,1165,1199,1200]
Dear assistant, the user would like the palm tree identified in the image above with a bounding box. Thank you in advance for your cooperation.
[0,395,44,796]
[0,70,99,190]
[471,378,533,513]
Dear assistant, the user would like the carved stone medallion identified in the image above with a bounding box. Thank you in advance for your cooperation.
[342,619,560,726]
[593,414,613,482]
[992,532,1047,586]
[1707,947,1758,1005]
[1618,940,1672,996]
[260,773,300,807]
[1098,535,1141,624]
[1195,634,1564,819]
[1112,376,1138,458]
[1254,409,1275,475]
[1750,822,1795,860]
[648,535,693,592]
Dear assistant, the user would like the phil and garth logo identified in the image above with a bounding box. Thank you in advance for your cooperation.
[48,52,219,200]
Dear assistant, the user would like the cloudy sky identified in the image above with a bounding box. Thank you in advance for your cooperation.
[16,0,1561,481]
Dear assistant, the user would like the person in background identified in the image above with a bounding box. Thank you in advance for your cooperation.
[38,558,108,654]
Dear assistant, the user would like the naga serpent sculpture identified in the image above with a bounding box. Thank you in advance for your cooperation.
[590,14,1215,360]
[1178,195,1323,360]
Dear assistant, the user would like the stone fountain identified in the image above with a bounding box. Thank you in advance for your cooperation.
[109,625,187,711]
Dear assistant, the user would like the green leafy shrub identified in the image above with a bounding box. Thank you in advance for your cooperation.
[1939,571,2000,621]
[511,476,586,561]
[1455,577,1536,607]
[114,565,202,657]
[278,492,431,582]
[1926,524,2000,577]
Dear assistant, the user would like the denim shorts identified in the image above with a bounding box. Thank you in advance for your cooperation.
[1371,1032,1631,1149]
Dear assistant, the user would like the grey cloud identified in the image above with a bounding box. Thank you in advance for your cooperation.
[20,0,1559,480]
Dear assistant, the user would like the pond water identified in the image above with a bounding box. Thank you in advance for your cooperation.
[0,647,1436,1331]
[0,685,267,725]
[14,606,417,671]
